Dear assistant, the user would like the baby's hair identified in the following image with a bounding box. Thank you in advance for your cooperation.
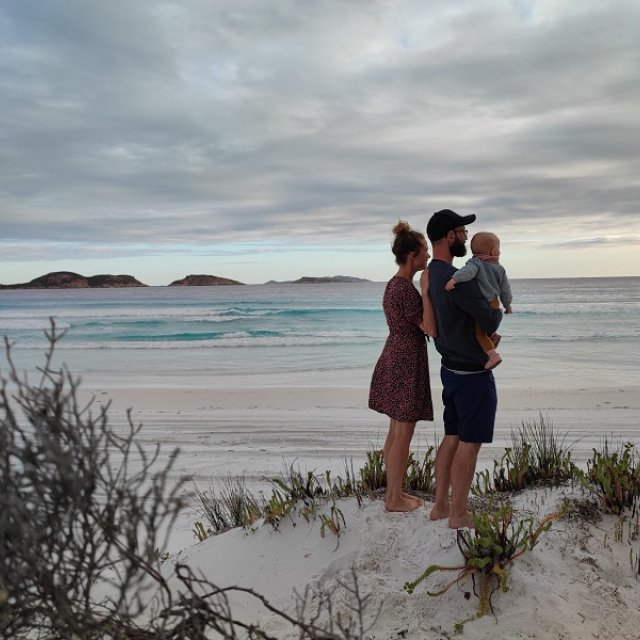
[391,220,424,265]
[470,232,499,255]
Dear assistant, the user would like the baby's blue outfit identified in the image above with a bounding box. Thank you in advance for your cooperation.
[453,257,512,308]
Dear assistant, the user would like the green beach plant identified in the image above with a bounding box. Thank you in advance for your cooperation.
[359,448,386,492]
[405,446,436,494]
[404,503,560,618]
[193,520,214,542]
[319,499,346,539]
[578,440,640,514]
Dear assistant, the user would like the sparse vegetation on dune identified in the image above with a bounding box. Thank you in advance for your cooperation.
[1,323,639,638]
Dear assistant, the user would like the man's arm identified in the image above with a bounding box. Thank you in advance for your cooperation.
[453,280,502,335]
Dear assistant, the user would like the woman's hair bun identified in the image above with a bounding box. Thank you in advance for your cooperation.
[392,220,411,236]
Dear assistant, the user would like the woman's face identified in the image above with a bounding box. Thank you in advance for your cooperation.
[413,239,430,269]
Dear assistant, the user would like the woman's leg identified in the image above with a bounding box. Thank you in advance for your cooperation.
[382,419,396,465]
[385,420,420,512]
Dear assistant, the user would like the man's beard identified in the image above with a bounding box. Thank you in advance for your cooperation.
[451,239,467,257]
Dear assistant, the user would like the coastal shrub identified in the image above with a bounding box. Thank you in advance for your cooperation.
[404,502,560,619]
[0,323,185,638]
[0,323,382,640]
[578,440,640,514]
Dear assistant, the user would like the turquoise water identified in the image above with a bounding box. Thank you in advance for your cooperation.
[1,277,639,389]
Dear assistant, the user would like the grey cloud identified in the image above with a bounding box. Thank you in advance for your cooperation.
[1,0,639,255]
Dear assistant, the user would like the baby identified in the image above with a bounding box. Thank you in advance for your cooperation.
[445,231,512,369]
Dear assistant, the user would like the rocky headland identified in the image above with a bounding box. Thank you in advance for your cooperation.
[0,271,147,289]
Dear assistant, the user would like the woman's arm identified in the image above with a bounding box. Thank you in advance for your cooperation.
[419,268,438,337]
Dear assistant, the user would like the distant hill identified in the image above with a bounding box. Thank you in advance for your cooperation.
[0,271,147,289]
[266,275,371,284]
[0,271,368,289]
[169,274,245,286]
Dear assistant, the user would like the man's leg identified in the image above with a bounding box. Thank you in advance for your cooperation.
[448,441,482,529]
[429,435,458,520]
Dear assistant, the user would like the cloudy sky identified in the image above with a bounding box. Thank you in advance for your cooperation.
[2,0,639,285]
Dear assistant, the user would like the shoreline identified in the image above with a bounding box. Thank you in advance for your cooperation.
[80,382,640,488]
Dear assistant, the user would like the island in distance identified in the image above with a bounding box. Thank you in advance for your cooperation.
[0,271,147,289]
[169,274,244,286]
[266,275,371,284]
[0,272,371,289]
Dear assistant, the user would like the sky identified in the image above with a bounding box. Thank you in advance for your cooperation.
[1,0,639,286]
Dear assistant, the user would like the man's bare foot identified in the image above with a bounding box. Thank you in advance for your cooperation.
[385,496,422,512]
[448,512,474,529]
[429,504,450,521]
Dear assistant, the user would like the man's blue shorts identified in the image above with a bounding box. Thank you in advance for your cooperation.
[440,366,497,443]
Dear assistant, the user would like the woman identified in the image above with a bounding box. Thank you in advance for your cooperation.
[368,220,436,512]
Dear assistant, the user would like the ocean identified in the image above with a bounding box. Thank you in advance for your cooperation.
[1,276,639,391]
[2,276,639,503]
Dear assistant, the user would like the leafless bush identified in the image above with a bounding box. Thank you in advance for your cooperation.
[0,322,375,639]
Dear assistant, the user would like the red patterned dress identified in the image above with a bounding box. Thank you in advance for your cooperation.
[368,276,433,423]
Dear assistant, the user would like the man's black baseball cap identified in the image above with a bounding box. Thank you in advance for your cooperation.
[426,209,476,242]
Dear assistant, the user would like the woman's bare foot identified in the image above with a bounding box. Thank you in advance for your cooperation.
[448,511,474,529]
[385,495,422,512]
[403,492,423,506]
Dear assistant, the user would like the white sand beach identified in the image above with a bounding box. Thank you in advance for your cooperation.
[88,381,640,489]
[73,378,640,639]
[174,489,640,639]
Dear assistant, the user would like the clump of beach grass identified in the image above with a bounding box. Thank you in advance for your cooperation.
[473,414,575,495]
[194,474,262,537]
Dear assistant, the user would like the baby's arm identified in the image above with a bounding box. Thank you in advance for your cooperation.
[446,260,479,291]
[500,269,513,313]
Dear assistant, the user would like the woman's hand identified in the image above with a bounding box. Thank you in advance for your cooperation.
[419,267,429,292]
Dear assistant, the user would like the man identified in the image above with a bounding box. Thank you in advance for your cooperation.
[426,209,502,529]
